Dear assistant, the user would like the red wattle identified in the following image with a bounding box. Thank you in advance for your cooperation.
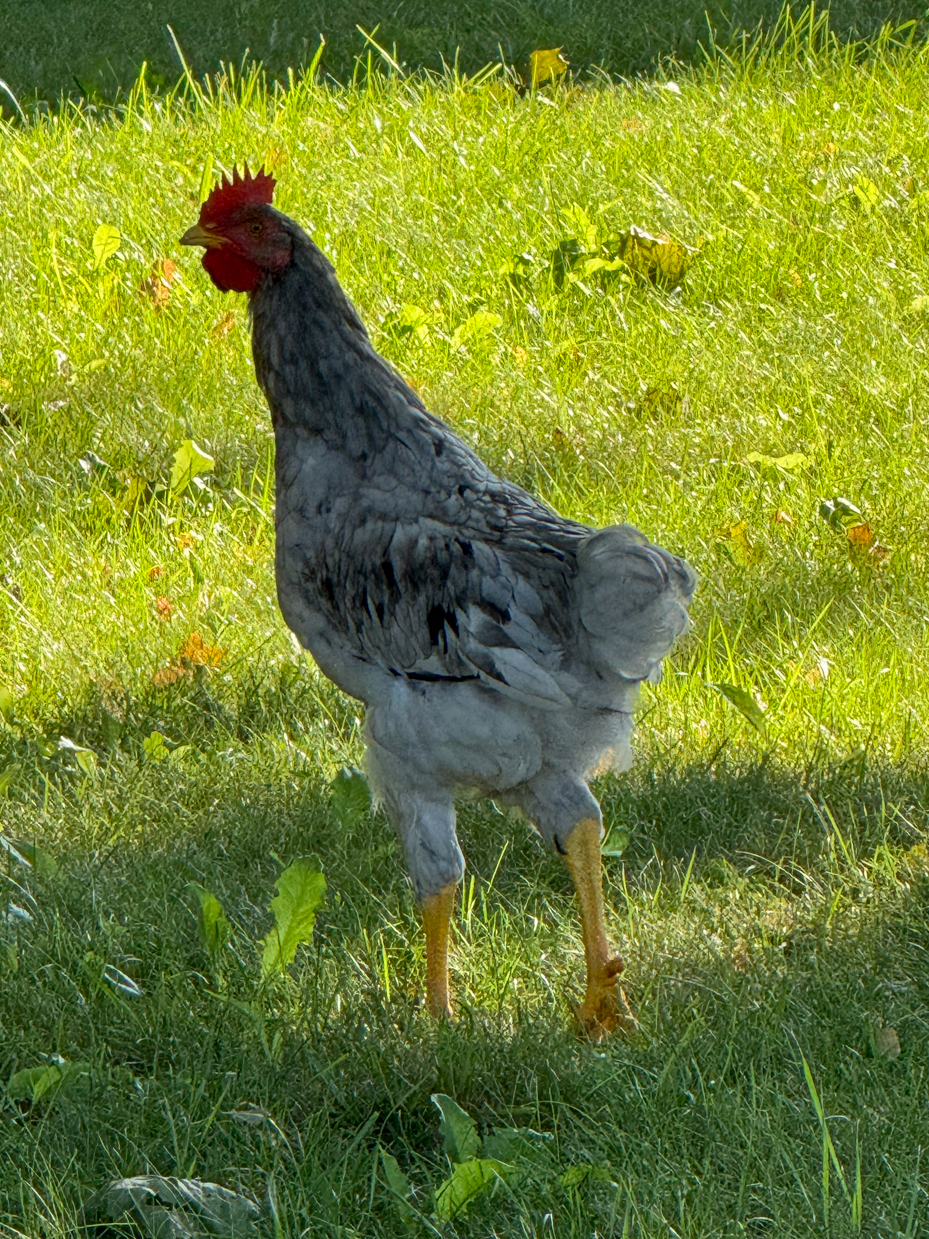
[202,247,264,294]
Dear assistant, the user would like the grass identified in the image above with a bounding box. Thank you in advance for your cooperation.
[2,7,929,1236]
[1,0,927,106]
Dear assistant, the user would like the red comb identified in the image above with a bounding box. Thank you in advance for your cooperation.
[199,165,276,223]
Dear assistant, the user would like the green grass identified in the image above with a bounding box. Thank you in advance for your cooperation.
[3,10,929,1236]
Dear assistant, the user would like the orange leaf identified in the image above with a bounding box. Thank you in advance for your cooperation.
[846,522,874,550]
[179,632,224,667]
[153,663,190,687]
[140,258,179,310]
[211,310,236,339]
[148,566,165,580]
[154,596,174,620]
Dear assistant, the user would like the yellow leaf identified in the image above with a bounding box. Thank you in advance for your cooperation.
[852,175,880,212]
[846,522,874,550]
[619,226,692,286]
[529,48,569,87]
[92,223,121,270]
[718,520,760,565]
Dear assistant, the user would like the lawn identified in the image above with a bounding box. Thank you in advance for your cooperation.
[1,7,929,1236]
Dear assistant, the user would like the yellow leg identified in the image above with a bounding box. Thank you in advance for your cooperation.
[422,883,457,1019]
[561,818,636,1037]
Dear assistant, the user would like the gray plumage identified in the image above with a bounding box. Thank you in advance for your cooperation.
[249,209,696,900]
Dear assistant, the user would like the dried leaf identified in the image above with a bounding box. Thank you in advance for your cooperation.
[772,509,794,526]
[529,48,569,87]
[179,633,224,666]
[141,258,179,309]
[155,596,174,620]
[717,520,760,565]
[872,1024,901,1060]
[846,522,874,553]
[212,310,237,338]
[620,226,691,286]
[103,964,144,997]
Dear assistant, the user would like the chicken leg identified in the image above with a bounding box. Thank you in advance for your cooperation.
[562,818,636,1036]
[422,882,457,1019]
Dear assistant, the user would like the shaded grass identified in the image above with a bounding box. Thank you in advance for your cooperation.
[1,0,926,108]
[2,14,929,1238]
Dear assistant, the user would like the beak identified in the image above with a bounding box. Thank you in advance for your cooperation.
[179,222,226,249]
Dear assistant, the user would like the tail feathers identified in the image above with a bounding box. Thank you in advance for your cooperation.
[577,524,696,683]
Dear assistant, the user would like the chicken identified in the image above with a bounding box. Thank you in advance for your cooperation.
[181,167,695,1034]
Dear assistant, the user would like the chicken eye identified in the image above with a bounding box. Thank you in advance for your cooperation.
[248,221,263,235]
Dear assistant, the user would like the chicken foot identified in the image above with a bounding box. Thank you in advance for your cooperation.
[422,882,457,1019]
[561,818,636,1037]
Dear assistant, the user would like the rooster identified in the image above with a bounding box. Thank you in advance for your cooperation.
[181,168,695,1034]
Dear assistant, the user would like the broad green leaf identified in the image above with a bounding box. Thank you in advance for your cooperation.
[0,766,19,797]
[0,686,13,722]
[386,303,430,342]
[600,825,631,857]
[188,883,230,961]
[8,1060,89,1104]
[819,496,862,530]
[143,732,169,762]
[714,683,767,735]
[92,223,121,269]
[169,439,214,494]
[58,735,97,774]
[852,175,880,212]
[562,203,598,250]
[558,1164,612,1188]
[481,1126,553,1164]
[434,1159,510,1221]
[81,1176,260,1238]
[432,1093,480,1163]
[379,1148,415,1225]
[746,450,809,474]
[529,47,569,87]
[260,857,326,978]
[451,309,502,350]
[0,835,57,875]
[329,767,371,827]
